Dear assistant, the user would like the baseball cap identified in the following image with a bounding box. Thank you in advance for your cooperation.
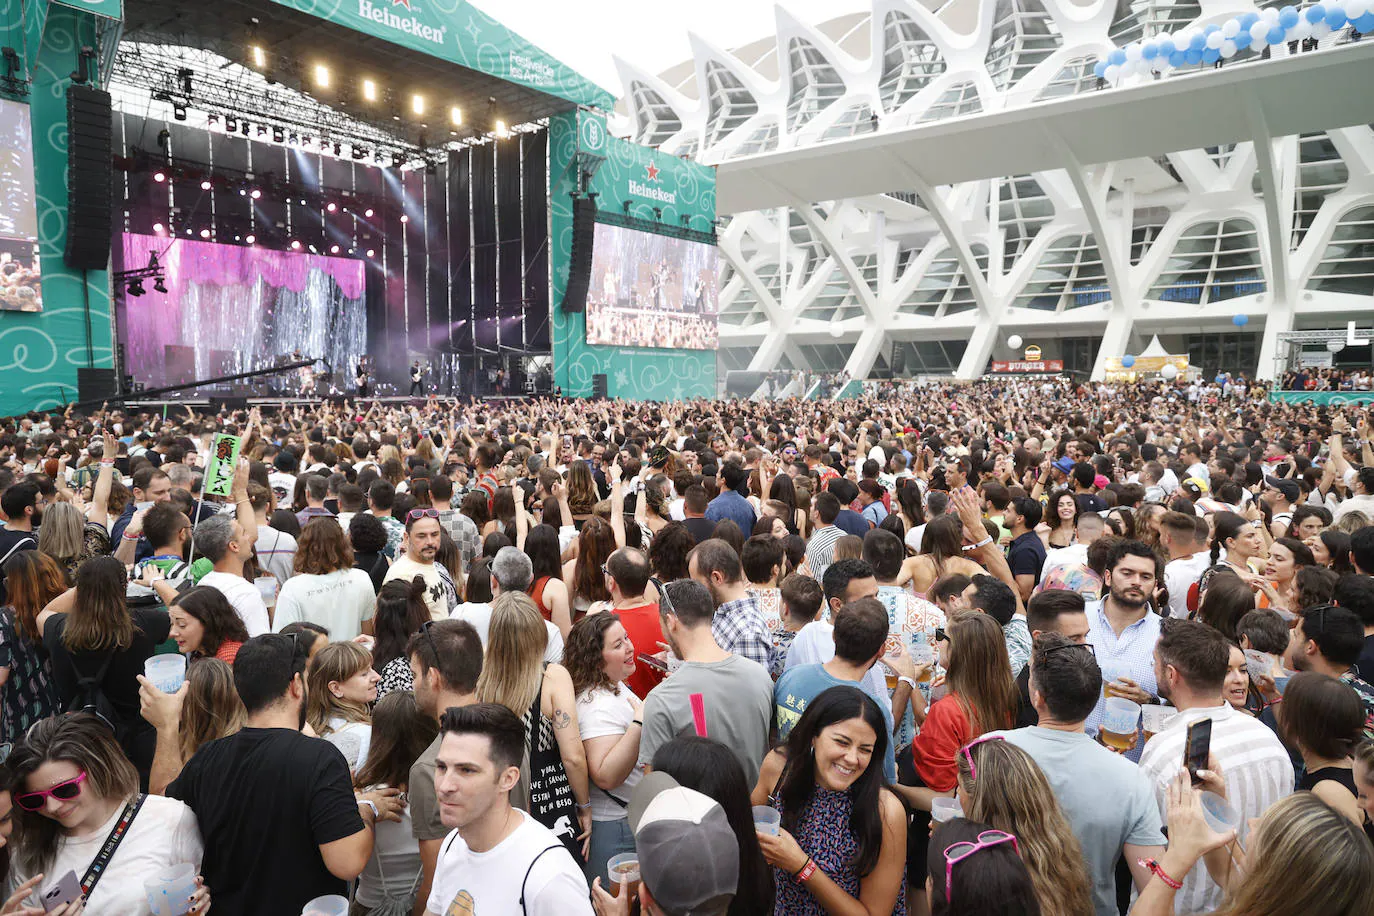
[627,771,739,916]
[1053,456,1075,474]
[1181,476,1209,495]
[1263,476,1301,503]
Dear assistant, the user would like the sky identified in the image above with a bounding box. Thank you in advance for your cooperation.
[468,0,872,95]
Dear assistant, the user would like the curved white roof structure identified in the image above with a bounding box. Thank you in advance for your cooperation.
[616,0,1374,381]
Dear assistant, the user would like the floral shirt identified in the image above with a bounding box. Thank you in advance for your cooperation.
[0,609,59,742]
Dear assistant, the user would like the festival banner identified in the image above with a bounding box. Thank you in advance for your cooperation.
[1268,391,1374,406]
[991,360,1063,373]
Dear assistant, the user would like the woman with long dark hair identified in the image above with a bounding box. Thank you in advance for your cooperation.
[769,473,803,536]
[524,524,572,640]
[754,685,907,915]
[0,551,65,741]
[652,735,775,916]
[1307,529,1354,576]
[927,818,1041,916]
[1041,489,1079,550]
[647,521,693,582]
[36,556,170,779]
[904,516,983,597]
[565,518,615,616]
[372,577,433,700]
[167,586,250,664]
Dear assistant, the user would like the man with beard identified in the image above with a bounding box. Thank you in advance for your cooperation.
[1084,540,1162,763]
[1282,604,1374,739]
[0,480,41,605]
[383,509,453,619]
[169,634,404,916]
[1137,621,1291,915]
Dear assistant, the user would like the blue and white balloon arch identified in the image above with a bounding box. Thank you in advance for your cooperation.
[1093,2,1374,85]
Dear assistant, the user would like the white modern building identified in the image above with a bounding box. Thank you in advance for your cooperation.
[615,0,1374,381]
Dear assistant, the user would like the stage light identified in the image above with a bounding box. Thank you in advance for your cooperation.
[225,116,237,132]
[200,228,211,239]
[153,277,168,294]
[411,94,425,116]
[308,244,318,253]
[366,249,375,257]
[251,45,266,68]
[173,104,187,121]
[289,132,299,145]
[400,214,409,223]
[326,202,337,212]
[245,234,255,244]
[240,121,250,135]
[333,142,342,156]
[330,244,340,254]
[201,179,212,191]
[257,124,267,137]
[391,153,404,168]
[494,119,507,137]
[352,146,366,160]
[127,279,145,296]
[450,106,462,126]
[376,151,387,164]
[313,64,330,88]
[250,188,262,200]
[153,171,166,183]
[272,126,285,143]
[208,114,219,128]
[290,240,301,250]
[363,208,374,218]
[362,79,377,102]
[152,222,164,233]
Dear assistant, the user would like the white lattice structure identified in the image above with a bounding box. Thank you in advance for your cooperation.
[615,0,1374,381]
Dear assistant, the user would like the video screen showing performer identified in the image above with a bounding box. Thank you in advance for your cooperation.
[584,223,718,351]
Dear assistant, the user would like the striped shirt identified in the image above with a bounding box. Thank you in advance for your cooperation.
[1137,704,1294,915]
[1084,601,1162,763]
[804,525,845,582]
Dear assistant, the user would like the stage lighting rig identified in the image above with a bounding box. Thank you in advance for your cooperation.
[1,46,26,96]
[115,250,166,299]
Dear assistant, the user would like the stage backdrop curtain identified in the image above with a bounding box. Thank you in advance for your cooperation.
[121,233,366,389]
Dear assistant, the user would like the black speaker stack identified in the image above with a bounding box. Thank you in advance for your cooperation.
[591,373,608,400]
[560,196,597,313]
[64,84,114,271]
[77,367,118,403]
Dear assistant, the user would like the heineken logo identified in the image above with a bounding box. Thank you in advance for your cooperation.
[358,0,446,44]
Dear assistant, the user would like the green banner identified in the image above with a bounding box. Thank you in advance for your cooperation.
[265,0,612,110]
[49,0,122,21]
[1269,391,1374,406]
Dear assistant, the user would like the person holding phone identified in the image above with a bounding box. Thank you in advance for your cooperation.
[6,713,210,914]
[1137,621,1293,914]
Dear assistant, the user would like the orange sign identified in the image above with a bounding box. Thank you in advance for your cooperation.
[1024,345,1042,361]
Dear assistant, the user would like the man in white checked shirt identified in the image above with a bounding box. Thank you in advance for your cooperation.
[1138,620,1293,916]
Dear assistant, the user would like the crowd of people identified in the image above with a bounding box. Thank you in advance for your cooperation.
[0,375,1373,915]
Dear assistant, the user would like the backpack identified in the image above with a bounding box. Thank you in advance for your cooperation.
[67,649,132,748]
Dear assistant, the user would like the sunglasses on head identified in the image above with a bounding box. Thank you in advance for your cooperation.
[944,830,1020,902]
[15,771,87,811]
[959,733,1005,781]
[406,508,440,522]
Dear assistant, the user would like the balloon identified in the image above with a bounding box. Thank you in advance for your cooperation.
[1186,47,1204,64]
[1222,18,1241,37]
[1169,50,1188,67]
[1105,63,1121,81]
[1306,4,1327,23]
[1204,22,1221,34]
[1313,19,1333,35]
[1350,0,1370,16]
[1206,31,1225,48]
[1109,48,1127,65]
[1250,20,1271,41]
[1221,38,1238,57]
[1279,6,1300,27]
[1266,24,1286,43]
[1007,335,1023,349]
[1093,60,1108,78]
[1189,32,1207,50]
[1203,46,1221,62]
[1358,12,1374,31]
[1233,314,1249,327]
[1327,8,1348,28]
[1160,364,1179,380]
[1239,12,1260,28]
[1262,6,1281,21]
[1122,355,1136,368]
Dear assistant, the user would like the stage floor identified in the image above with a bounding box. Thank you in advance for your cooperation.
[123,394,534,410]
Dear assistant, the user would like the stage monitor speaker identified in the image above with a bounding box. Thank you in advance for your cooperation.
[209,396,249,414]
[77,367,118,403]
[591,373,608,400]
[560,196,597,313]
[891,344,907,377]
[64,85,114,272]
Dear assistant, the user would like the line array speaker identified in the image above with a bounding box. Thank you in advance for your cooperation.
[64,84,113,271]
[560,196,597,313]
[591,373,608,400]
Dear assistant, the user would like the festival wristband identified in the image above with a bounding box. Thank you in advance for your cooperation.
[1139,858,1182,890]
[794,858,817,883]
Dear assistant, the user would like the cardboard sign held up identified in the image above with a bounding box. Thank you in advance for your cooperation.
[203,433,242,498]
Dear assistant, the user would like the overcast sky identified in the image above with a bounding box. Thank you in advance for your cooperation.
[468,0,871,94]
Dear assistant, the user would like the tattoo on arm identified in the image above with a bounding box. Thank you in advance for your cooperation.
[553,708,572,730]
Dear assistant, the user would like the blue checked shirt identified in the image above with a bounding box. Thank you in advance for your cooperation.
[1084,600,1162,763]
[713,594,773,672]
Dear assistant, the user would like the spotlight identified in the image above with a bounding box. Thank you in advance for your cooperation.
[239,189,247,197]
[352,145,366,160]
[208,114,219,128]
[313,64,330,88]
[326,202,337,212]
[400,214,409,223]
[200,179,212,191]
[362,79,377,102]
[127,279,145,296]
[245,234,255,244]
[250,188,261,200]
[240,121,250,135]
[333,142,342,156]
[172,104,187,121]
[256,125,267,138]
[376,151,386,165]
[153,171,166,183]
[450,106,462,126]
[288,132,299,145]
[365,249,375,257]
[330,244,339,254]
[290,240,301,250]
[178,67,193,96]
[391,153,404,168]
[153,277,168,294]
[494,119,507,137]
[200,228,211,239]
[308,244,318,253]
[272,126,284,143]
[410,94,424,116]
[251,45,266,68]
[152,222,164,233]
[156,129,170,150]
[301,135,311,148]
[364,208,374,218]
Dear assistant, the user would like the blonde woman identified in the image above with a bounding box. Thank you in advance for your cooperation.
[475,590,592,855]
[958,736,1095,916]
[306,641,381,773]
[35,500,108,583]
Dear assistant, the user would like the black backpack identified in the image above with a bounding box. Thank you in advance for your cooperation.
[68,650,132,747]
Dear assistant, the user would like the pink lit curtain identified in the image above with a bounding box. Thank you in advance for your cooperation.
[123,233,365,300]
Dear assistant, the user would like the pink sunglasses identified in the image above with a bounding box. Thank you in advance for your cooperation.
[944,829,1020,901]
[959,733,1004,781]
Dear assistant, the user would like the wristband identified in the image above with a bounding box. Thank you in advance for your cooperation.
[1139,858,1182,890]
[631,719,643,728]
[576,801,592,811]
[794,858,817,883]
[963,535,993,551]
[122,531,142,541]
[358,799,379,820]
[898,676,918,690]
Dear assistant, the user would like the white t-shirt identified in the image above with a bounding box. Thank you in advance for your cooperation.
[199,570,270,636]
[427,811,592,916]
[254,525,297,585]
[1165,551,1212,619]
[383,557,448,619]
[14,794,203,915]
[323,717,372,773]
[267,471,297,504]
[450,602,565,665]
[1038,543,1088,585]
[575,686,642,821]
[273,568,377,641]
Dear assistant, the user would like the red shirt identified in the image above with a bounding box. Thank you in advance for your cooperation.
[214,640,243,666]
[911,695,971,792]
[615,603,666,699]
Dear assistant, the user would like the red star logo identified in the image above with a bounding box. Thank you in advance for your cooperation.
[645,162,660,182]
[392,0,411,7]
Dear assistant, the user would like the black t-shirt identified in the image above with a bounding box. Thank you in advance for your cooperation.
[168,727,365,916]
[683,517,717,544]
[1355,633,1374,685]
[0,528,37,605]
[42,607,170,769]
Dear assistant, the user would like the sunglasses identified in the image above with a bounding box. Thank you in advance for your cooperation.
[934,627,949,643]
[1039,641,1095,661]
[944,830,1021,901]
[15,771,87,811]
[407,508,440,522]
[959,733,1004,781]
[421,619,442,665]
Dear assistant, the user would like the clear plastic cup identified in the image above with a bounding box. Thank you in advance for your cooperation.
[254,575,277,607]
[144,654,187,694]
[1140,704,1175,741]
[1243,649,1277,682]
[1100,697,1142,751]
[911,642,935,683]
[607,853,640,899]
[301,896,349,916]
[931,797,964,823]
[143,862,198,916]
[1198,791,1241,835]
[752,805,781,835]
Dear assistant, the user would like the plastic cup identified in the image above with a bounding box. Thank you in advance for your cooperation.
[143,863,198,916]
[300,896,349,916]
[931,797,964,823]
[1101,697,1142,750]
[1243,649,1277,682]
[752,805,781,835]
[911,643,935,683]
[607,853,640,899]
[144,654,186,694]
[1197,791,1241,835]
[1140,705,1175,742]
[254,575,277,607]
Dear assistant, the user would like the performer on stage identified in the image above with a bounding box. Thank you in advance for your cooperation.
[409,360,425,397]
[355,362,371,398]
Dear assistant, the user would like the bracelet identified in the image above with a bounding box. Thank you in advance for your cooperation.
[631,719,643,728]
[575,801,592,811]
[357,799,379,820]
[1139,858,1182,890]
[963,535,993,551]
[122,531,141,541]
[1263,696,1283,709]
[794,857,817,883]
[898,676,918,690]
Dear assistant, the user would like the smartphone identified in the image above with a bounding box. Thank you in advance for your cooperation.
[1184,718,1212,787]
[637,652,670,673]
[42,871,81,913]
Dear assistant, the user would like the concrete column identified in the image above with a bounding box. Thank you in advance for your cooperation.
[1090,311,1135,381]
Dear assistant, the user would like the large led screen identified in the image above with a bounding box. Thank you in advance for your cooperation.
[0,98,42,312]
[585,222,718,350]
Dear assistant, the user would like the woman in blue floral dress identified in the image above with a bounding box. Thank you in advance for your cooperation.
[755,685,908,916]
[0,551,65,741]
